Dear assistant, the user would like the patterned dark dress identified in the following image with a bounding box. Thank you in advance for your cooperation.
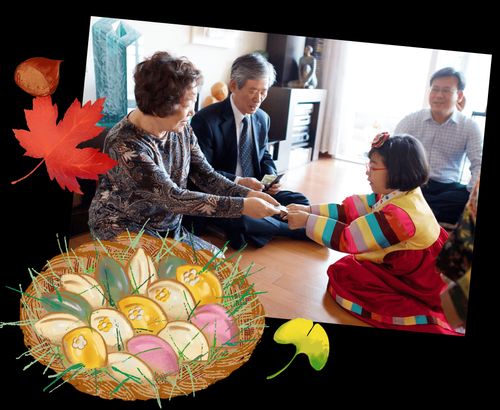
[88,117,250,251]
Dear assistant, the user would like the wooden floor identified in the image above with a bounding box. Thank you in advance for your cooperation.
[69,158,371,327]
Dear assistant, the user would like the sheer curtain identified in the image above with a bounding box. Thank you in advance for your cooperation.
[318,40,491,162]
[319,40,431,161]
[318,39,349,155]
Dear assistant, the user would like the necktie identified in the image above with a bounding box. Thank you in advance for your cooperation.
[239,116,254,177]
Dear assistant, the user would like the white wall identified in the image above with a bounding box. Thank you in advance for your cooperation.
[83,16,267,107]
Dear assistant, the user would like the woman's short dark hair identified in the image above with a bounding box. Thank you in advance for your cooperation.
[368,134,429,191]
[134,51,203,117]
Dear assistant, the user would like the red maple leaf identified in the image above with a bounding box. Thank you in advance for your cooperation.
[12,96,117,194]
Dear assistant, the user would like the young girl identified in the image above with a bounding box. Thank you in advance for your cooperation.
[287,133,459,335]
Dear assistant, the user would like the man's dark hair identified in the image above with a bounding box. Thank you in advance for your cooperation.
[430,67,466,90]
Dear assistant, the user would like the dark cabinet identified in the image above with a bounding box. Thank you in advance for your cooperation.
[261,87,327,173]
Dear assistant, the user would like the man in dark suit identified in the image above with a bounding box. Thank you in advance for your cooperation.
[187,53,310,250]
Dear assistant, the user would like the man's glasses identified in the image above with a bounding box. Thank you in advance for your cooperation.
[366,163,387,172]
[430,86,457,95]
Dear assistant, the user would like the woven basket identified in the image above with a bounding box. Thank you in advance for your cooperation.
[20,233,265,401]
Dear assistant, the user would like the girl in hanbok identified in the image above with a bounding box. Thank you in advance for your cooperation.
[286,133,458,335]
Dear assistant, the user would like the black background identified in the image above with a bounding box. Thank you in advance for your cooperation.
[1,8,497,407]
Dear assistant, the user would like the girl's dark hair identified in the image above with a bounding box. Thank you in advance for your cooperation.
[368,134,429,191]
[134,51,203,117]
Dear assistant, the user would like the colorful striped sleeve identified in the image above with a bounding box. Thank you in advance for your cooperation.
[311,193,378,223]
[305,203,415,253]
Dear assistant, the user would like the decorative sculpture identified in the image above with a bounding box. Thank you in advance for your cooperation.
[92,18,141,128]
[202,81,229,108]
[287,45,318,89]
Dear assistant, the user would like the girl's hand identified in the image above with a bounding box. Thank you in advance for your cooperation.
[286,211,309,229]
[286,203,311,213]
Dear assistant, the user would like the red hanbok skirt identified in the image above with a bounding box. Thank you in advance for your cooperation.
[327,228,460,335]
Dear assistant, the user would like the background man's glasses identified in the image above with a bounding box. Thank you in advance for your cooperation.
[430,87,457,95]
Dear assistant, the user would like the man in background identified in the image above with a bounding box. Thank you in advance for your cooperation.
[395,67,483,226]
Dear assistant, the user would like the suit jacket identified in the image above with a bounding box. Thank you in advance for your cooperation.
[191,97,277,181]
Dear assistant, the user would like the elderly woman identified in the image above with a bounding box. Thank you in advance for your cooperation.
[88,51,279,250]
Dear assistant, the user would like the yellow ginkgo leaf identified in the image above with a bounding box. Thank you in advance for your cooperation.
[267,318,329,379]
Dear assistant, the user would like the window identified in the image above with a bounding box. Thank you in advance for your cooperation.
[333,42,491,172]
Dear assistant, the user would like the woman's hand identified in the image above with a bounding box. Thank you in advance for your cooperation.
[242,197,281,218]
[286,203,311,213]
[286,211,310,229]
[238,177,264,191]
[247,190,280,206]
